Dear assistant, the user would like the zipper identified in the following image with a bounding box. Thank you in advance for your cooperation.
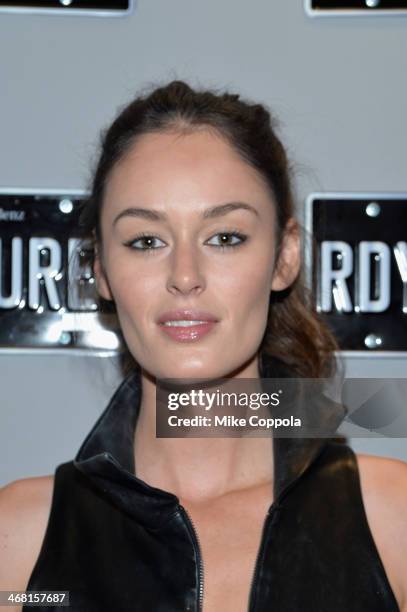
[178,501,279,612]
[178,504,205,612]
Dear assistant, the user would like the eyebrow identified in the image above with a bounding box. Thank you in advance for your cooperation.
[112,202,259,226]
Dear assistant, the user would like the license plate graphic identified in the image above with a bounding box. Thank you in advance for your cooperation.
[0,191,120,351]
[307,194,407,352]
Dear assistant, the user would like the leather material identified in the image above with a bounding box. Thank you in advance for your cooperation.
[24,356,400,611]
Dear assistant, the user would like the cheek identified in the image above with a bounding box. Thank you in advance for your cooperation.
[216,252,273,311]
[105,256,159,321]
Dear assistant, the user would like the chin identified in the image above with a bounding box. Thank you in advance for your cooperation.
[157,365,217,383]
[155,357,243,384]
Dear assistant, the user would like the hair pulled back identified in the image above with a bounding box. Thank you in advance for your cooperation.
[79,79,339,378]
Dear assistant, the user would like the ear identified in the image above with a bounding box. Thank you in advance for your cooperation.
[270,218,301,292]
[93,243,114,301]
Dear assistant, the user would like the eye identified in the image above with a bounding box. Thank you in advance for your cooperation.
[123,230,248,252]
[206,231,247,249]
[124,233,166,251]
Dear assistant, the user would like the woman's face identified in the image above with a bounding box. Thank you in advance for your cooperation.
[94,129,300,380]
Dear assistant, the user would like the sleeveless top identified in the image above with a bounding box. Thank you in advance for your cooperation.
[24,357,400,611]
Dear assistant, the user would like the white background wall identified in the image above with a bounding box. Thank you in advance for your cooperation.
[1,1,406,485]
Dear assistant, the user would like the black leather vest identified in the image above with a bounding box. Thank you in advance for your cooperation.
[24,358,400,611]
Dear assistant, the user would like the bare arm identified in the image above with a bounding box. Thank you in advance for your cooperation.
[0,477,54,612]
[356,454,407,612]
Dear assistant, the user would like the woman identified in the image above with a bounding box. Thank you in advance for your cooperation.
[1,80,406,612]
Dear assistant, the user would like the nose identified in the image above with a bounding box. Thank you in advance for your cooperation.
[166,241,206,296]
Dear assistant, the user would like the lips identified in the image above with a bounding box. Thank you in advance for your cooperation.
[157,309,219,343]
[157,310,219,324]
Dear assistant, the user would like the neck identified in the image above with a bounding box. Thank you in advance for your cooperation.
[133,355,275,504]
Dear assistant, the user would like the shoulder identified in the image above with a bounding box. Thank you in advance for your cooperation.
[355,452,407,612]
[0,475,54,591]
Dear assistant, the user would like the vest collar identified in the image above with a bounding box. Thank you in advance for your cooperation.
[73,355,346,529]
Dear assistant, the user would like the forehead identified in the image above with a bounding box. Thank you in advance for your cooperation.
[102,129,274,219]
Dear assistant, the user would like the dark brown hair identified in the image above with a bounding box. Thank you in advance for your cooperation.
[79,79,340,379]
